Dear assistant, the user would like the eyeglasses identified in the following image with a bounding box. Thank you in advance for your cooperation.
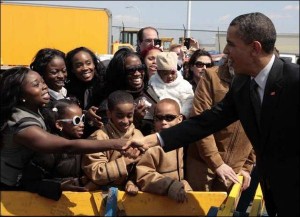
[143,38,158,44]
[154,114,179,122]
[58,114,85,126]
[194,61,213,68]
[125,64,145,74]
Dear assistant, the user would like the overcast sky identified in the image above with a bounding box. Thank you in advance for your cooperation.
[6,1,299,44]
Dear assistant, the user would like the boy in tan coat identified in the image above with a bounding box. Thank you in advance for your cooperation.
[136,98,192,202]
[82,90,143,194]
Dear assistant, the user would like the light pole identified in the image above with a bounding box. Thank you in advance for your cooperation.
[186,1,191,38]
[126,5,141,28]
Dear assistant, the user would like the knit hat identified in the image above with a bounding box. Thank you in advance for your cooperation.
[156,52,178,71]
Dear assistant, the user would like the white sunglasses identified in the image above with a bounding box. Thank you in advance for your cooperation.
[58,114,85,126]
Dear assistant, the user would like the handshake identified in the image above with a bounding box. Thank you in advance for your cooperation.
[116,134,159,158]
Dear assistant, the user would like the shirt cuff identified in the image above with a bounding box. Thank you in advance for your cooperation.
[156,132,164,147]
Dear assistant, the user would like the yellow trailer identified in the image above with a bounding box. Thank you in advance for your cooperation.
[1,2,112,67]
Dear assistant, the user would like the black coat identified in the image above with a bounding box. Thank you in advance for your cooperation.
[160,57,299,216]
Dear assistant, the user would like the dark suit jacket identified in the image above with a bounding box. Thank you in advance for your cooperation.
[160,57,299,215]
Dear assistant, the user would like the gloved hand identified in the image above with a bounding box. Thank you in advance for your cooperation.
[167,180,188,203]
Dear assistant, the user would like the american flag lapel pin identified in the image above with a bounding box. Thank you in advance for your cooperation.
[270,91,276,96]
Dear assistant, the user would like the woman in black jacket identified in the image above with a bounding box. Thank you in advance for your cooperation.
[65,46,107,137]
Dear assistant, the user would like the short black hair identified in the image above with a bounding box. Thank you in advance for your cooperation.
[230,12,276,54]
[107,90,134,111]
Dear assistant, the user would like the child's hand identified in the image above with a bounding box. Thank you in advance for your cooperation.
[134,103,147,120]
[86,106,103,128]
[125,182,139,195]
[167,181,188,203]
[123,154,141,165]
[176,188,188,203]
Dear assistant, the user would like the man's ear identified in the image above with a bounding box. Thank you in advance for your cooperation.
[55,120,63,132]
[251,41,262,56]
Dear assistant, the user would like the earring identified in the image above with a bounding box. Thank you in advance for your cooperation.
[59,128,63,132]
[22,99,26,103]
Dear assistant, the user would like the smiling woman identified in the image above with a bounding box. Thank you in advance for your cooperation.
[65,47,109,137]
[65,47,107,110]
[30,48,68,101]
[99,48,159,135]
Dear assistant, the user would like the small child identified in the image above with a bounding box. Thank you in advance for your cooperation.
[82,90,143,194]
[136,98,192,203]
[149,52,194,118]
[21,98,88,200]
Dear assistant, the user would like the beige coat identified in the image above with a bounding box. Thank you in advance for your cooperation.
[82,121,144,190]
[136,146,192,196]
[186,66,256,192]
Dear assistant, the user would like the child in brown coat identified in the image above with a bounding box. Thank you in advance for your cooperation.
[82,90,143,194]
[136,98,192,202]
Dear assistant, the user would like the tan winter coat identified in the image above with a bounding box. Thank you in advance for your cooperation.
[186,66,255,191]
[136,146,192,196]
[82,121,144,190]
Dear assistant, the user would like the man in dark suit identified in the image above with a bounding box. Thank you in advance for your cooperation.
[127,12,299,216]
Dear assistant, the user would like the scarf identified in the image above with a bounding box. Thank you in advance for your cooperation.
[103,120,136,140]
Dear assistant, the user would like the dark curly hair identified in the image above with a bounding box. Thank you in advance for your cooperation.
[0,67,31,127]
[30,48,65,77]
[230,12,276,54]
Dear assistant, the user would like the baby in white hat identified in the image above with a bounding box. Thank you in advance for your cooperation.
[149,52,194,118]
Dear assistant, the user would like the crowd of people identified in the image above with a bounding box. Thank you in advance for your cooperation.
[0,12,299,216]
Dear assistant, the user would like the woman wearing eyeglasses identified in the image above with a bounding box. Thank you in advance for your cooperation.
[0,67,135,200]
[100,48,159,136]
[187,49,214,92]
